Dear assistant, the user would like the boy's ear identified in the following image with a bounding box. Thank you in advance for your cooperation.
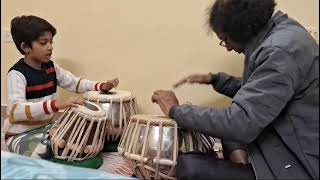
[20,42,31,54]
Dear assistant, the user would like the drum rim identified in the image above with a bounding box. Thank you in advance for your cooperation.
[130,114,176,126]
[83,90,135,103]
[73,101,106,119]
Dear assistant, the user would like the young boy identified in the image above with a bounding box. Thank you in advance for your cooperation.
[3,15,119,159]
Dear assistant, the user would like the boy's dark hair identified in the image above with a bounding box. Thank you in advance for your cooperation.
[208,0,276,43]
[11,15,57,55]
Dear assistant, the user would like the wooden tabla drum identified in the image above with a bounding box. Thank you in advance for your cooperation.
[83,90,137,142]
[51,101,107,161]
[117,114,214,180]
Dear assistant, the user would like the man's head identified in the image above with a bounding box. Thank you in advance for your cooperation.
[208,0,276,53]
[11,15,56,62]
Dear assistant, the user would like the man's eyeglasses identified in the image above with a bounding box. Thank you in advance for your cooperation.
[219,40,227,47]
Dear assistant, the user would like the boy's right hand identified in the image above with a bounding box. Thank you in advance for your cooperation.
[55,96,84,110]
[173,73,212,88]
[101,78,119,92]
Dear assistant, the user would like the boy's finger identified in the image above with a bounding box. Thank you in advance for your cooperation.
[70,103,79,108]
[75,100,84,105]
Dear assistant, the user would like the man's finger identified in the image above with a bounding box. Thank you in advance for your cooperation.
[153,90,163,95]
[173,78,188,88]
[155,90,169,95]
[188,79,197,83]
[151,94,159,103]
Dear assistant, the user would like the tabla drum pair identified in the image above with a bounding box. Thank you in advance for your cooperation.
[83,90,137,142]
[50,89,137,161]
[118,114,215,180]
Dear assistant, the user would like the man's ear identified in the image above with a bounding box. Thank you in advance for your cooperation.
[20,42,31,54]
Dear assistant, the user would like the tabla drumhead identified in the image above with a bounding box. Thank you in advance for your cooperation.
[83,90,135,103]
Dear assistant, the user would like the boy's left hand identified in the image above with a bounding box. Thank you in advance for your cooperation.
[101,78,119,91]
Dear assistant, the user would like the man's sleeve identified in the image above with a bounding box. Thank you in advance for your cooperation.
[170,47,299,143]
[210,72,242,98]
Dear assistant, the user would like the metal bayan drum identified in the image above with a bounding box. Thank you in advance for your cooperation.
[118,114,214,180]
[83,90,137,141]
[51,101,107,161]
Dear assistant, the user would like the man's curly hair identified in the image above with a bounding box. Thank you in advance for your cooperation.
[208,0,276,43]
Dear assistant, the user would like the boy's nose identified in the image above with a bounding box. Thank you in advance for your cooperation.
[47,44,53,50]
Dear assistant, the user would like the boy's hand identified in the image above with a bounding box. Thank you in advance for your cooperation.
[173,73,212,88]
[55,96,84,110]
[101,78,119,92]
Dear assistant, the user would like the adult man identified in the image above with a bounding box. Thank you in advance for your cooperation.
[152,0,319,179]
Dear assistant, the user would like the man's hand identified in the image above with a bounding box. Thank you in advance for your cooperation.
[151,90,179,117]
[101,78,119,92]
[229,150,248,165]
[55,96,84,110]
[173,73,212,88]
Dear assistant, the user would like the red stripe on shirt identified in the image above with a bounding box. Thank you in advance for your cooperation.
[43,101,50,114]
[46,67,55,74]
[51,100,58,112]
[26,81,54,92]
[5,133,15,140]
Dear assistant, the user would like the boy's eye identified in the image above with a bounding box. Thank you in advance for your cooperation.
[38,39,53,46]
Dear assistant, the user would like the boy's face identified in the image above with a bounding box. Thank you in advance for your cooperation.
[28,31,53,63]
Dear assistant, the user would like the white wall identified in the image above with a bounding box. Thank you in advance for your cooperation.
[1,0,319,114]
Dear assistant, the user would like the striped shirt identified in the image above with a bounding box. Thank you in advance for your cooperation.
[3,58,105,137]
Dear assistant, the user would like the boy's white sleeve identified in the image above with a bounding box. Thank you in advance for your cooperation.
[54,62,104,93]
[7,70,57,123]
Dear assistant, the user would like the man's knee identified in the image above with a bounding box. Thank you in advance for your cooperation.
[176,153,203,180]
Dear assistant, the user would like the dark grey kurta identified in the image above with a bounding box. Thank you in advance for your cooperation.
[169,11,319,179]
